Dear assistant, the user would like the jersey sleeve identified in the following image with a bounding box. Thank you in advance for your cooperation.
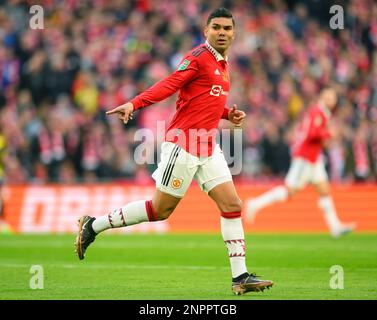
[130,56,199,111]
[306,111,331,142]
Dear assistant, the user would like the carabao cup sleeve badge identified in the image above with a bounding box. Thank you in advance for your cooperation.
[177,59,190,71]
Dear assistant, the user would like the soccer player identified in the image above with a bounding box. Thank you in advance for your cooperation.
[245,87,356,238]
[75,8,273,294]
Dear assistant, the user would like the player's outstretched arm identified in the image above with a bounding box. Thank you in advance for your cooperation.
[106,102,134,124]
[228,104,246,127]
[130,59,199,112]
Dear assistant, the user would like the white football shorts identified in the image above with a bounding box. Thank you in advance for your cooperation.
[152,142,233,198]
[285,157,328,190]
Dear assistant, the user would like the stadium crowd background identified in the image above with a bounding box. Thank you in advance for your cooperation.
[0,0,376,185]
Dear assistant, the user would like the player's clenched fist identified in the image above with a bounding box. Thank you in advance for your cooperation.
[106,102,134,124]
[228,104,246,127]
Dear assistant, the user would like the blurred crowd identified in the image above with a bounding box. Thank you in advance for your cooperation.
[0,0,377,184]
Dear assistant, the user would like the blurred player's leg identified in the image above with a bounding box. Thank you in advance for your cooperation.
[246,185,289,222]
[313,161,356,238]
[316,182,356,238]
[246,157,309,222]
[209,181,273,294]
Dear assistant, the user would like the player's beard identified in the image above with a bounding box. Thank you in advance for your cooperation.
[214,39,230,55]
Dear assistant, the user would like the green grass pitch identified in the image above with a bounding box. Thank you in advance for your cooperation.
[0,233,376,300]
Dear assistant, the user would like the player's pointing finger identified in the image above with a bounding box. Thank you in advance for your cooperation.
[106,106,123,115]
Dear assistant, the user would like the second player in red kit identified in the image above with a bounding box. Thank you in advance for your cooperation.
[246,87,356,238]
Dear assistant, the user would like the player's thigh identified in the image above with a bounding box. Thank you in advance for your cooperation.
[285,158,311,191]
[194,144,233,194]
[152,142,197,198]
[208,180,242,213]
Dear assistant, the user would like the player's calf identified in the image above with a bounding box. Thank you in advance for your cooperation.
[151,191,180,220]
[153,206,175,220]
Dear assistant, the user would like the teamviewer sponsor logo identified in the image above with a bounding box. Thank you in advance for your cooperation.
[210,85,222,96]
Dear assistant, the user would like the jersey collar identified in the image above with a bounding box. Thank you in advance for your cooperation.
[205,41,228,62]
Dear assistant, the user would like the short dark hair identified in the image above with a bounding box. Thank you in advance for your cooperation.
[320,85,336,93]
[206,7,234,26]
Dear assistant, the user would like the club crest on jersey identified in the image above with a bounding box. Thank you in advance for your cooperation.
[210,85,222,96]
[178,59,190,71]
[214,69,221,75]
[171,177,183,189]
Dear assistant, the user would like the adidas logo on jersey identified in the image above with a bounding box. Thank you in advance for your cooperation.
[214,69,221,75]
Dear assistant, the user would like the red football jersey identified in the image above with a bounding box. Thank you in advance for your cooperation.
[130,41,230,157]
[291,103,332,163]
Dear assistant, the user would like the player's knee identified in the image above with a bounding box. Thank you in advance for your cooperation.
[220,197,243,213]
[316,182,330,195]
[286,186,297,197]
[318,189,330,197]
[288,190,296,197]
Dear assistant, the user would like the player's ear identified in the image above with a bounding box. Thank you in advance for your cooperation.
[204,25,208,38]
